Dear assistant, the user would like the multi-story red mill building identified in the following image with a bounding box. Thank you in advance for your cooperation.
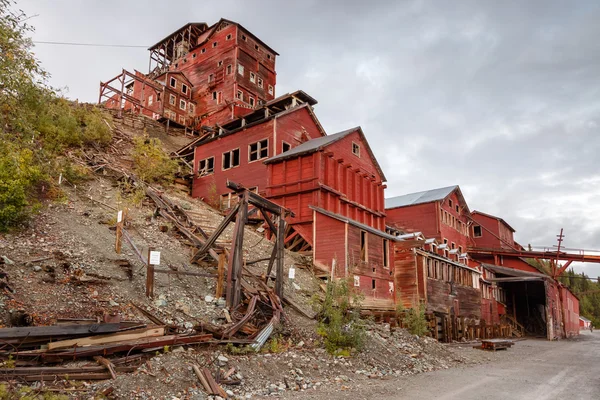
[100,20,600,342]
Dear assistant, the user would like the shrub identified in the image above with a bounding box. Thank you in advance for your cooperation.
[403,304,429,336]
[132,136,178,184]
[314,278,366,354]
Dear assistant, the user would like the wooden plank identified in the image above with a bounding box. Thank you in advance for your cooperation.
[0,323,124,340]
[47,327,165,350]
[193,364,213,393]
[216,253,225,299]
[94,356,117,379]
[191,203,240,262]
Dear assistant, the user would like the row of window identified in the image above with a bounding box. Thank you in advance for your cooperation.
[481,282,506,303]
[238,64,274,95]
[167,94,195,114]
[441,207,468,236]
[353,275,394,292]
[426,257,479,288]
[168,77,189,95]
[198,139,272,176]
[359,230,389,268]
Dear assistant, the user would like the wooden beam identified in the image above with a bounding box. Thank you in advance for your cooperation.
[191,203,240,262]
[47,327,165,350]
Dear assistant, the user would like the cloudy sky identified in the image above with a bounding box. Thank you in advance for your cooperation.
[18,0,600,276]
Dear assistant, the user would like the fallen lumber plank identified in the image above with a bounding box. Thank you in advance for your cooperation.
[39,334,214,361]
[0,323,124,339]
[47,326,165,350]
[0,366,136,376]
[94,356,117,379]
[283,296,315,319]
[193,364,212,394]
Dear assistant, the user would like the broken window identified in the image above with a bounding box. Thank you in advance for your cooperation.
[226,33,232,40]
[268,84,273,95]
[212,41,218,48]
[360,230,367,262]
[456,205,459,213]
[192,53,197,58]
[451,242,456,249]
[267,54,272,60]
[238,64,244,76]
[181,84,188,95]
[198,157,214,176]
[236,90,243,101]
[449,199,453,208]
[241,34,247,41]
[371,279,376,290]
[254,44,259,51]
[179,99,186,110]
[222,149,240,170]
[383,239,389,268]
[249,97,255,107]
[189,103,195,114]
[218,60,223,67]
[257,77,263,88]
[249,139,268,162]
[147,95,153,106]
[354,275,360,287]
[212,91,217,101]
[169,77,177,88]
[352,142,360,157]
[201,48,206,53]
[156,92,161,102]
[282,142,291,153]
[179,115,185,124]
[169,94,176,105]
[250,72,256,83]
[473,225,482,237]
[208,74,214,83]
[226,64,232,74]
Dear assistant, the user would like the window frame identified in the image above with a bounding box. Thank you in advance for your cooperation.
[236,90,243,101]
[473,225,483,238]
[226,64,232,74]
[169,77,177,88]
[179,99,186,110]
[248,138,269,163]
[169,94,176,105]
[212,41,218,48]
[248,96,255,107]
[257,77,263,88]
[360,230,368,262]
[197,156,215,177]
[250,72,256,83]
[222,148,241,171]
[226,33,232,40]
[268,84,273,95]
[282,141,291,153]
[147,95,153,106]
[352,142,361,157]
[238,64,244,76]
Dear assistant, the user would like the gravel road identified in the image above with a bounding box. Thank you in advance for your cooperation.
[277,331,600,400]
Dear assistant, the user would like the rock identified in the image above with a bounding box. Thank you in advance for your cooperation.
[296,340,305,348]
[154,299,168,307]
[109,299,119,307]
[1,256,14,265]
[172,346,185,353]
[225,390,234,397]
[33,266,42,272]
[204,295,214,303]
[292,282,301,290]
[216,298,226,307]
[217,355,229,365]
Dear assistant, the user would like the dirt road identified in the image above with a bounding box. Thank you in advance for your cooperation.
[278,331,600,399]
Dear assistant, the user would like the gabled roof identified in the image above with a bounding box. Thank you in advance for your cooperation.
[264,126,386,181]
[580,316,592,322]
[386,185,460,209]
[195,19,279,56]
[472,210,516,233]
[310,206,398,241]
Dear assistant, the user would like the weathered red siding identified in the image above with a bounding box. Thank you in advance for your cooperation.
[471,212,516,250]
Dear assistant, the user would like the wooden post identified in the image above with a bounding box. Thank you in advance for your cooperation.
[275,213,286,300]
[216,252,225,299]
[115,210,123,254]
[146,247,155,298]
[227,192,248,308]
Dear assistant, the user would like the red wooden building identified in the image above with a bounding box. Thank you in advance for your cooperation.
[385,186,473,253]
[175,91,325,207]
[100,19,278,129]
[265,127,395,304]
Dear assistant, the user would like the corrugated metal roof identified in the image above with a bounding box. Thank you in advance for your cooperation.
[265,127,358,163]
[385,185,458,209]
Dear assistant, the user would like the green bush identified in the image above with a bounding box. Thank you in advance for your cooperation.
[132,136,178,184]
[0,1,113,230]
[314,279,366,354]
[403,304,429,336]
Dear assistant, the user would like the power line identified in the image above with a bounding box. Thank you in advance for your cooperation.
[33,41,148,48]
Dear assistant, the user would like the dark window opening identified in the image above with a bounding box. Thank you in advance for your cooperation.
[360,231,367,262]
[456,205,459,212]
[282,142,291,153]
[451,242,456,249]
[212,41,218,48]
[212,91,217,100]
[473,225,482,237]
[241,34,247,41]
[372,279,376,290]
[169,77,176,88]
[449,199,453,208]
[255,44,259,51]
[249,139,269,161]
[352,142,360,156]
[182,84,188,94]
[222,149,240,170]
[226,64,232,74]
[383,239,389,268]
